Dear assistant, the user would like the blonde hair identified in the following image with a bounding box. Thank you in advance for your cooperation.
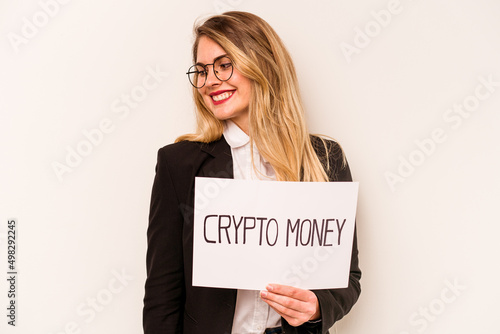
[177,11,340,182]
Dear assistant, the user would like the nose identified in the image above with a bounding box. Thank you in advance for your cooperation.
[205,65,221,86]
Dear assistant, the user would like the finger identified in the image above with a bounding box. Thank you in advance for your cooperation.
[261,287,320,321]
[260,289,307,313]
[260,292,313,327]
[266,284,317,303]
[260,295,301,324]
[261,289,318,317]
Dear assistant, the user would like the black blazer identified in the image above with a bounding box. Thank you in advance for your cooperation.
[143,136,361,334]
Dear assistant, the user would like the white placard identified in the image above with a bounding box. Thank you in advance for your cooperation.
[193,177,359,290]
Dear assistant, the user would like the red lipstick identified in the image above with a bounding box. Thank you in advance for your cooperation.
[209,90,235,105]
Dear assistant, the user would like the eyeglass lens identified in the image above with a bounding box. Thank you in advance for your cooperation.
[187,56,233,88]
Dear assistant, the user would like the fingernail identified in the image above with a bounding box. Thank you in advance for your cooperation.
[260,290,267,298]
[266,285,273,291]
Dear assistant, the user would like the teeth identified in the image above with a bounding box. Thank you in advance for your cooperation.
[212,91,233,102]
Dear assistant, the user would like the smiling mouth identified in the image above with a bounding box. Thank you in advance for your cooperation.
[211,91,234,103]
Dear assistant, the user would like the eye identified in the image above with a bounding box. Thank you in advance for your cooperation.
[219,62,232,70]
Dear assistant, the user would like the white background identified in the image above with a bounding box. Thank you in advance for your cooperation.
[1,0,499,333]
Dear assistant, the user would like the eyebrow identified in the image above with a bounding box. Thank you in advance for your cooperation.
[195,54,229,67]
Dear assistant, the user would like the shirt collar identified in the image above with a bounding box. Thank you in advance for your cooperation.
[223,120,250,149]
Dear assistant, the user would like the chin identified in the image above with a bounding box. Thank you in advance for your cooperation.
[212,109,237,121]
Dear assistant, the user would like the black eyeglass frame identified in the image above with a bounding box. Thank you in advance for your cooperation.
[186,55,234,88]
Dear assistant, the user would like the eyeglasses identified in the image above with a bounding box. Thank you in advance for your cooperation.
[186,55,234,88]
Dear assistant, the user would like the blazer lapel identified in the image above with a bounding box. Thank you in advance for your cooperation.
[198,136,234,179]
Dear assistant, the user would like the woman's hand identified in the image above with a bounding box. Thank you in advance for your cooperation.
[260,284,320,327]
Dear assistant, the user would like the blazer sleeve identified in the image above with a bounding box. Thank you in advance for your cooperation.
[283,140,362,334]
[143,147,185,334]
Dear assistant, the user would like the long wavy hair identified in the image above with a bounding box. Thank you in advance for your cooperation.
[177,11,340,182]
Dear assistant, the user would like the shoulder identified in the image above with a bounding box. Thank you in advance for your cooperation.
[155,137,230,173]
[151,138,232,205]
[157,138,224,160]
[158,140,204,157]
[310,135,352,182]
[310,135,343,158]
[159,136,230,154]
[153,141,201,185]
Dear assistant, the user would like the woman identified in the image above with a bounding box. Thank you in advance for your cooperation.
[143,11,361,334]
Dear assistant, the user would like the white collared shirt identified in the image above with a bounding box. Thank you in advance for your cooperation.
[223,120,281,334]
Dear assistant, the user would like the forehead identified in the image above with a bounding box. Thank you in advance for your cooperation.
[196,36,227,64]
